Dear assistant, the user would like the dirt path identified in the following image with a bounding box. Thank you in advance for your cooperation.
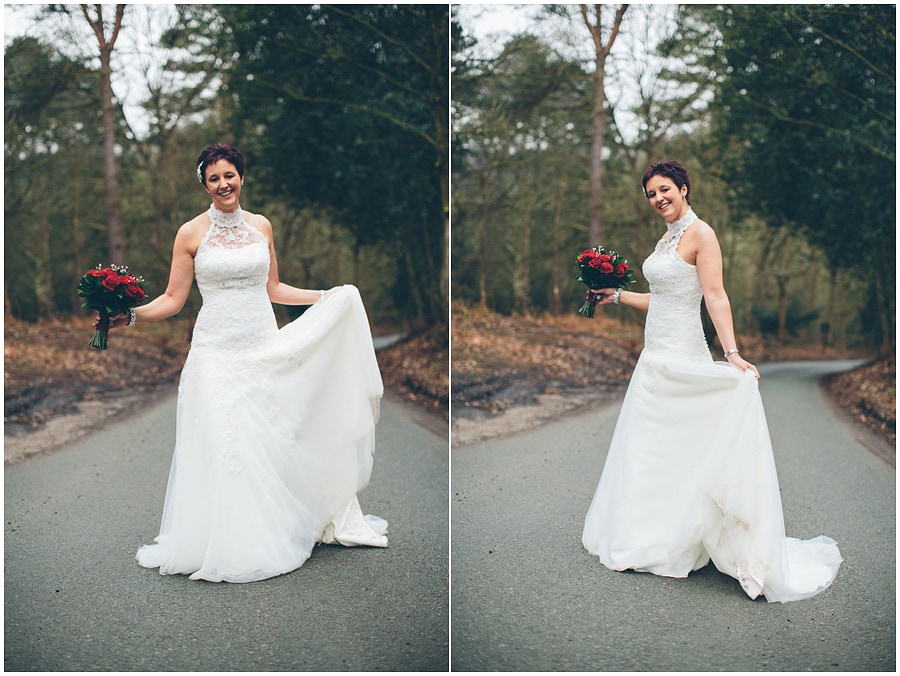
[450,305,894,459]
[5,317,447,464]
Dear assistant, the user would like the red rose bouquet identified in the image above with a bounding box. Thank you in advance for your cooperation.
[575,246,636,318]
[77,264,147,350]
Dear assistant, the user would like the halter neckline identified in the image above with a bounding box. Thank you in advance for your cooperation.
[208,204,245,229]
[665,208,697,237]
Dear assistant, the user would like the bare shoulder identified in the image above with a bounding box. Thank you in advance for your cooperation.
[687,218,720,248]
[175,213,210,254]
[691,217,716,236]
[245,211,274,242]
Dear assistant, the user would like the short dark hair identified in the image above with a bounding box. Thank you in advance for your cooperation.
[642,160,691,205]
[196,144,245,185]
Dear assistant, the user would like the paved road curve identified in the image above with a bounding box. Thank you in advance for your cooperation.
[6,394,448,671]
[452,361,894,672]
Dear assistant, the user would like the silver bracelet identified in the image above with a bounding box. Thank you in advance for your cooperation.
[127,307,137,327]
[319,289,325,301]
[613,288,621,305]
[723,349,739,360]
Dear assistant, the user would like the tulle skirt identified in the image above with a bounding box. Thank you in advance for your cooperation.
[136,286,388,583]
[582,352,841,602]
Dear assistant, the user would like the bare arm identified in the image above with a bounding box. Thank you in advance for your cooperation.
[256,216,333,305]
[589,287,651,313]
[691,222,760,378]
[105,222,198,328]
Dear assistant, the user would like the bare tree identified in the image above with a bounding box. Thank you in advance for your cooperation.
[580,4,628,246]
[81,4,126,264]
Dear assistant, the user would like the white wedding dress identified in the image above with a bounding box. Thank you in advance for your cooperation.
[581,210,842,602]
[136,205,387,583]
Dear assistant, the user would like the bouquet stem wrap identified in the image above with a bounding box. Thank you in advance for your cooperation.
[90,311,112,350]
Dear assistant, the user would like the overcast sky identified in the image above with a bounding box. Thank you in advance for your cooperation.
[5,3,180,139]
[6,3,682,144]
[454,4,684,144]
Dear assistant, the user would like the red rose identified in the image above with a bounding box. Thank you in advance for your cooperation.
[598,254,612,262]
[578,250,596,263]
[614,264,627,278]
[600,261,614,274]
[589,257,604,269]
[102,274,123,291]
[88,269,107,278]
[125,284,145,301]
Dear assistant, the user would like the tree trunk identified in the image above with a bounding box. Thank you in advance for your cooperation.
[430,6,450,338]
[512,208,532,315]
[549,181,564,315]
[72,188,82,309]
[330,233,341,282]
[874,246,895,357]
[512,160,539,315]
[402,245,427,329]
[834,270,847,351]
[824,268,837,350]
[34,211,55,319]
[99,47,124,264]
[804,260,818,343]
[477,169,491,310]
[775,274,789,344]
[588,49,607,247]
[581,4,628,246]
[82,4,126,265]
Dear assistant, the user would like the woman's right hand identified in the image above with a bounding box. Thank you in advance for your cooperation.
[95,312,130,330]
[589,288,619,305]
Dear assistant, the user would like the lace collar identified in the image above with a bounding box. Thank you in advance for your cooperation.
[654,208,698,255]
[665,208,697,238]
[207,204,245,229]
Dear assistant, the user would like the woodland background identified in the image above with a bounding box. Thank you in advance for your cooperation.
[5,4,448,336]
[452,4,895,357]
[2,5,897,443]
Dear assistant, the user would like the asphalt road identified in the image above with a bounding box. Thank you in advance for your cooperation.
[5,393,448,672]
[452,360,895,672]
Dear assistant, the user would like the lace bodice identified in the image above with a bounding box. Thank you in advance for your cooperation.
[191,205,276,350]
[641,210,711,363]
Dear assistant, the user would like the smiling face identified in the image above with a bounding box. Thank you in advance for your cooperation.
[203,159,243,213]
[644,174,689,223]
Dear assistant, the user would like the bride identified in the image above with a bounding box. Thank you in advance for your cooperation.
[104,144,387,583]
[581,160,841,602]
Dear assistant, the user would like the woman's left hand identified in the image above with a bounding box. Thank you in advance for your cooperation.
[727,354,760,379]
[317,286,341,302]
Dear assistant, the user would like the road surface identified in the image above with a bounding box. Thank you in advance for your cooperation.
[452,360,894,671]
[6,393,448,671]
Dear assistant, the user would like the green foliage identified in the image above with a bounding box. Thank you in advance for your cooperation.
[694,4,895,352]
[452,29,593,314]
[4,36,106,320]
[452,7,889,352]
[752,299,822,340]
[204,4,449,331]
[5,6,448,335]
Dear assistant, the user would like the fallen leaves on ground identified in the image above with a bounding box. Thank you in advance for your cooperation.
[4,316,192,429]
[4,315,449,430]
[823,357,896,447]
[377,332,448,417]
[452,302,643,415]
[451,302,895,451]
